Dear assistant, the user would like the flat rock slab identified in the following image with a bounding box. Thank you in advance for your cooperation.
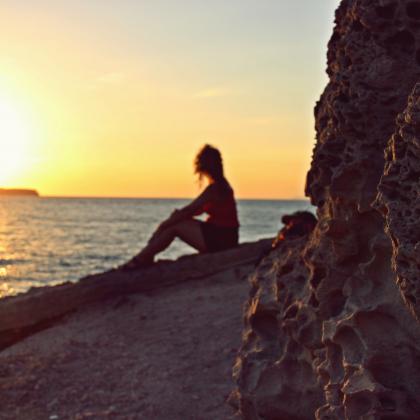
[0,264,252,419]
[0,239,271,350]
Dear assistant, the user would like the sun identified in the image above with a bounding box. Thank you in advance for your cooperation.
[0,97,30,185]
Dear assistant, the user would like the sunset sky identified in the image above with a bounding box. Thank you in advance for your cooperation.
[0,1,339,199]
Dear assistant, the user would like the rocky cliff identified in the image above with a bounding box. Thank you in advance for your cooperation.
[376,83,420,322]
[233,1,420,418]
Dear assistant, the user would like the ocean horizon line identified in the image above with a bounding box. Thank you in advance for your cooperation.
[37,195,310,202]
[0,187,309,201]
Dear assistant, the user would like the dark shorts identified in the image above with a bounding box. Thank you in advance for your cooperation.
[199,222,239,252]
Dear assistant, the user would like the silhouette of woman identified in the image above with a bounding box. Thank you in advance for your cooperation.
[123,144,240,269]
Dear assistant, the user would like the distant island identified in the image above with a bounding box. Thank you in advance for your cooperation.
[0,189,39,197]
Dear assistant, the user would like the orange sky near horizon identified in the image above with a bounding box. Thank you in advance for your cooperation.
[0,1,339,199]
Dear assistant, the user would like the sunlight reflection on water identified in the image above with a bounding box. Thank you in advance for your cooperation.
[0,197,314,297]
[0,279,14,298]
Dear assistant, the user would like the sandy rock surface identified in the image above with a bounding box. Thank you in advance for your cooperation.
[0,266,251,420]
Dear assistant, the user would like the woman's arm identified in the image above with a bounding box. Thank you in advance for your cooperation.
[156,185,215,231]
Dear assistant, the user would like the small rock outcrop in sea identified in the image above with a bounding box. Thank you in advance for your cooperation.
[0,188,39,197]
[233,1,420,418]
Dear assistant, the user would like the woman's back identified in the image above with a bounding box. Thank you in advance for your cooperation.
[203,180,239,228]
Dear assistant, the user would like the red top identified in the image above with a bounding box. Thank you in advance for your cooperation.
[202,189,240,228]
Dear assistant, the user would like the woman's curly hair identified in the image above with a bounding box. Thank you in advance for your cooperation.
[194,144,224,183]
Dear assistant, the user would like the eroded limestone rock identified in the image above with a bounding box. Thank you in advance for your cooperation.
[376,83,420,321]
[234,1,420,418]
[232,236,325,420]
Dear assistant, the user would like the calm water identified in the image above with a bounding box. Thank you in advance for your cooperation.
[0,197,313,297]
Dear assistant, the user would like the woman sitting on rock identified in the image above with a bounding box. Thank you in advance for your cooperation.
[123,144,240,269]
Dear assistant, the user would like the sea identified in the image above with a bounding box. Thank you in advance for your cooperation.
[0,197,314,298]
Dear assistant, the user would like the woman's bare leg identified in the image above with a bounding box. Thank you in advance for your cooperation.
[133,219,207,263]
[174,219,207,251]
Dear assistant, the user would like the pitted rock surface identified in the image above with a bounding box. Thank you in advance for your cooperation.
[307,0,420,211]
[232,237,325,420]
[233,1,420,419]
[376,83,420,321]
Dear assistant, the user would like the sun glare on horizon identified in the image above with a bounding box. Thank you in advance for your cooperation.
[0,0,339,198]
[0,96,32,185]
